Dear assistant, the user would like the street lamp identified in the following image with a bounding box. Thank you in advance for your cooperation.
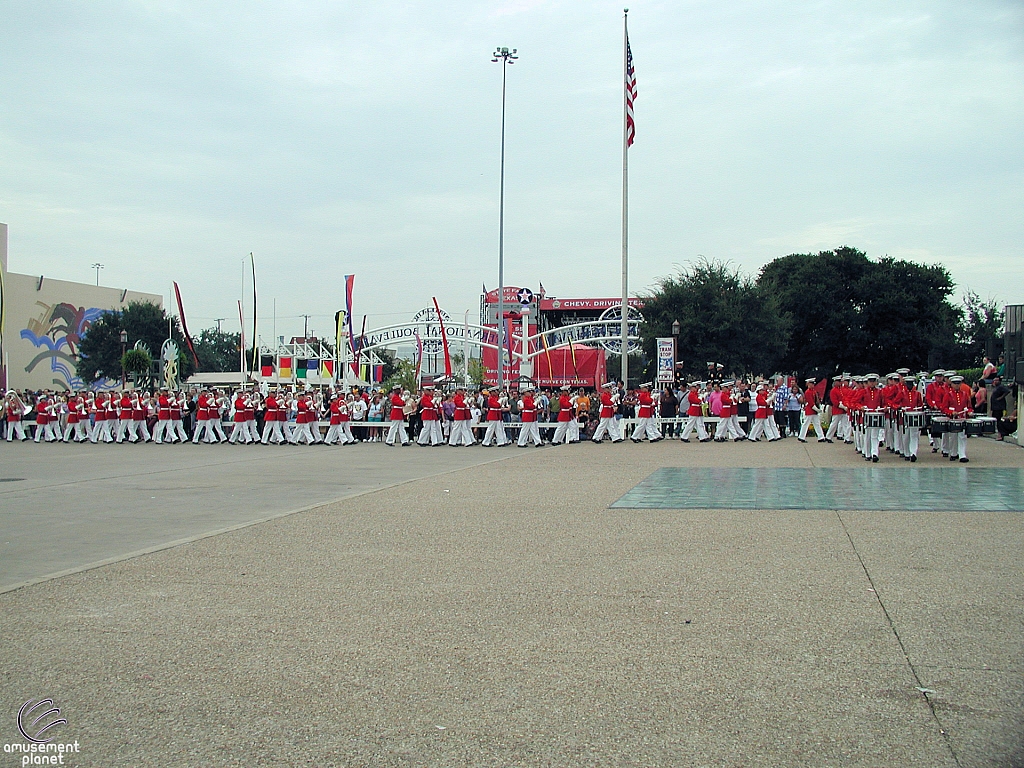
[671,320,681,383]
[120,330,128,389]
[92,263,104,286]
[492,45,517,393]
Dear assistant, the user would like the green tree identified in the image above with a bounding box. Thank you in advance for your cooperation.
[77,302,195,385]
[121,348,152,374]
[757,247,962,376]
[640,258,790,381]
[959,290,1003,368]
[193,328,243,372]
[384,358,418,392]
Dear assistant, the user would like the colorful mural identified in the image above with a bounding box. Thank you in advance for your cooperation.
[19,301,116,390]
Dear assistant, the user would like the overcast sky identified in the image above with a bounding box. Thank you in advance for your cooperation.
[2,0,1021,342]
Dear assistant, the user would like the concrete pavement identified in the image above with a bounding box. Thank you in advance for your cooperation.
[0,435,1022,766]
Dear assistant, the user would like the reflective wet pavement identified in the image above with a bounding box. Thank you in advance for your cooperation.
[611,467,1024,511]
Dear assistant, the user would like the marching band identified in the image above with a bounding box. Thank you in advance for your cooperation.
[2,369,1000,461]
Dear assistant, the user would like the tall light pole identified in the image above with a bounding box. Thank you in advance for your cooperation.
[120,330,128,389]
[492,45,517,393]
[92,263,104,286]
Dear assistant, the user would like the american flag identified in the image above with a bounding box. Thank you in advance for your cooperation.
[625,35,637,147]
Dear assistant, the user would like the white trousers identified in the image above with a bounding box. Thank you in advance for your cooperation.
[592,417,622,442]
[229,422,251,444]
[680,415,708,441]
[449,420,475,446]
[826,412,849,441]
[153,419,171,444]
[747,418,769,441]
[290,422,316,445]
[903,426,920,457]
[518,421,543,446]
[799,413,823,441]
[482,420,509,446]
[631,417,661,442]
[714,416,745,440]
[552,419,580,444]
[260,419,283,444]
[6,421,26,441]
[386,419,409,445]
[418,420,444,445]
[864,427,881,458]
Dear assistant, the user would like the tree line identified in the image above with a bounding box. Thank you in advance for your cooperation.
[639,247,1003,383]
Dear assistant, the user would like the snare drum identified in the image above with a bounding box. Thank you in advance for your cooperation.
[903,410,927,429]
[945,419,965,433]
[930,416,949,434]
[863,410,885,429]
[966,417,997,436]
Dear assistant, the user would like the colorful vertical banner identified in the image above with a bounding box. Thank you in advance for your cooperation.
[173,281,200,369]
[296,358,307,379]
[321,359,334,378]
[279,356,292,379]
[431,297,452,378]
[343,274,356,355]
[306,358,319,377]
[260,355,274,378]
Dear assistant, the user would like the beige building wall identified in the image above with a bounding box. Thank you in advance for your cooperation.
[1,224,163,391]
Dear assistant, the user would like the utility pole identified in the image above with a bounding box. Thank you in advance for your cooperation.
[301,314,312,340]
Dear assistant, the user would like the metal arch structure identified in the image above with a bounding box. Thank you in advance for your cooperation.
[351,319,641,360]
[256,309,643,386]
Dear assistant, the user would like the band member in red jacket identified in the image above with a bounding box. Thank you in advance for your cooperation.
[229,390,252,444]
[898,375,925,461]
[448,386,475,446]
[714,381,746,442]
[824,375,849,443]
[631,382,662,442]
[798,377,826,443]
[417,385,444,446]
[517,386,544,447]
[943,374,973,462]
[680,380,711,442]
[385,386,410,446]
[746,383,779,442]
[857,374,885,462]
[592,382,624,443]
[550,386,580,444]
[481,389,510,447]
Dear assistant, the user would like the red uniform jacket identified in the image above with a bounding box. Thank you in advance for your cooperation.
[453,393,468,421]
[420,393,437,421]
[520,395,536,422]
[859,388,884,411]
[558,394,574,422]
[636,391,654,419]
[803,387,819,416]
[686,391,703,417]
[390,394,405,420]
[754,391,770,420]
[719,391,734,418]
[943,386,972,417]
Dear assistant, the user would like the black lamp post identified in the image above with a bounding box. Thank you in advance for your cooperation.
[120,330,128,389]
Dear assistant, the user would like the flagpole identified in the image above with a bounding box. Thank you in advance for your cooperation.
[619,9,630,387]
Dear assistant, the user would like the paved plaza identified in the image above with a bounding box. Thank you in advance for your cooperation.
[1,436,1022,767]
